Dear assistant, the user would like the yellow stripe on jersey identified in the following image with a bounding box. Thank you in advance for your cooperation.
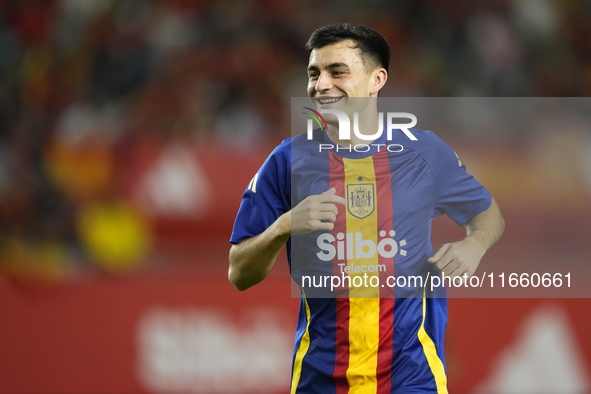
[248,172,259,193]
[343,156,380,393]
[291,291,311,394]
[417,287,448,394]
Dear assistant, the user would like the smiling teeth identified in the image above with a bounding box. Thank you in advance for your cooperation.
[318,98,342,104]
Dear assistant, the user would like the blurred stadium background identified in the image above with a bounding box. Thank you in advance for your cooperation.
[1,0,591,393]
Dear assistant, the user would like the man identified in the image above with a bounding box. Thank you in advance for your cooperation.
[229,23,504,394]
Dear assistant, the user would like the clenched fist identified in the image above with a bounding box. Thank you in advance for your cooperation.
[289,188,347,235]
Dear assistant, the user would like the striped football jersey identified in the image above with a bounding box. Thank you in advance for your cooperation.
[231,127,491,393]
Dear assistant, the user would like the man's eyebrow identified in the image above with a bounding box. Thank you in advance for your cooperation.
[307,62,350,72]
[327,62,350,69]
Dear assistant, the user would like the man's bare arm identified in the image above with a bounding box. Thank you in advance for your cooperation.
[428,197,505,278]
[465,197,505,253]
[229,213,290,291]
[229,188,346,291]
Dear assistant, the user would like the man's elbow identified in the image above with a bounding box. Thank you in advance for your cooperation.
[228,265,252,291]
[228,245,254,291]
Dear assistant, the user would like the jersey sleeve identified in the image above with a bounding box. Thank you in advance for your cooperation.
[229,140,291,244]
[423,131,492,226]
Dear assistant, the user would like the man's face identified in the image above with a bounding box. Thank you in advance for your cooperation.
[307,39,379,108]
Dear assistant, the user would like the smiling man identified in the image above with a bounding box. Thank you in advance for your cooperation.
[306,31,387,146]
[229,23,504,393]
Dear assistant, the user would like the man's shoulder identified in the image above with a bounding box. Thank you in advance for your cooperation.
[270,136,292,154]
[262,137,291,165]
[403,128,444,147]
[278,131,327,163]
[401,129,452,157]
[261,131,326,172]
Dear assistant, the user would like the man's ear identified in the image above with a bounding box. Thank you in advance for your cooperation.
[369,68,388,96]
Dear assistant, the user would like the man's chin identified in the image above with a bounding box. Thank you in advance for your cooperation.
[319,112,340,127]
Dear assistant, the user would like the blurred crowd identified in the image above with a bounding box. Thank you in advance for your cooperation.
[1,0,590,281]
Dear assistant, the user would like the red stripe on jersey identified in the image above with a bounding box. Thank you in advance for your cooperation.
[374,148,394,393]
[329,151,350,394]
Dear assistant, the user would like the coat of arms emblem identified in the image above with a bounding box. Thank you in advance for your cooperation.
[347,183,375,219]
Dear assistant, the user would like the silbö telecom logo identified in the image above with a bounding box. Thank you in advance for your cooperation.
[302,107,418,152]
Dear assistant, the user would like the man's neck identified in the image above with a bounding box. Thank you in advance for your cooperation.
[326,110,381,147]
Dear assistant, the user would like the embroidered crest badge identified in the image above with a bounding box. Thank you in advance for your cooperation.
[347,183,375,219]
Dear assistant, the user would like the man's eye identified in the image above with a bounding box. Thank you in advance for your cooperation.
[332,71,343,76]
[309,74,318,79]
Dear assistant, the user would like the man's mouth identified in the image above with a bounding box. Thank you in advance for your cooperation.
[317,97,344,105]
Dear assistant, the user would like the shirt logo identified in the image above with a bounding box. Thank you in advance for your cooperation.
[347,184,375,219]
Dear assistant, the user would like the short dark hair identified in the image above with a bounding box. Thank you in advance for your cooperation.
[305,23,390,74]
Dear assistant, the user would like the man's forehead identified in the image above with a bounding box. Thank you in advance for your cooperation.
[308,39,362,66]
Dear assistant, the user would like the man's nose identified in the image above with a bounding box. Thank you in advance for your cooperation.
[315,72,333,92]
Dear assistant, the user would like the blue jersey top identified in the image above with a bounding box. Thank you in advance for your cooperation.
[231,128,491,394]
